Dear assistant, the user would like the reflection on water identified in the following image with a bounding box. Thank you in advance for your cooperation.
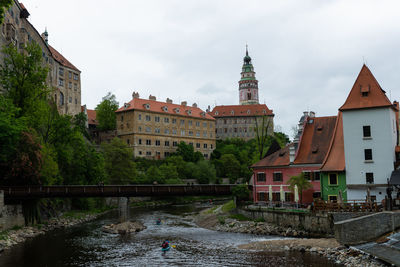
[0,204,342,267]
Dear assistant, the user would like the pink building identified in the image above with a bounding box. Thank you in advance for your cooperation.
[251,114,337,204]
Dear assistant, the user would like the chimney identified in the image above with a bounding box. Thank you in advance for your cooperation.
[289,145,296,163]
[181,101,187,106]
[206,105,211,112]
[166,98,173,104]
[41,29,48,43]
[132,92,139,99]
[192,103,197,108]
[149,95,156,101]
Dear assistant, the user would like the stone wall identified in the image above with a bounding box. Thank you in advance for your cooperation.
[0,191,25,230]
[334,211,400,245]
[237,206,334,236]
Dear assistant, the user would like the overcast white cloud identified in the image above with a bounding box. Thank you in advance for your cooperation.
[25,0,400,136]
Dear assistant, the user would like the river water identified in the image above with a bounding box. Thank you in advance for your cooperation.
[0,204,342,267]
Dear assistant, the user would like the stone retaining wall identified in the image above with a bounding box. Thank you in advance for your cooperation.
[334,211,400,245]
[0,191,24,230]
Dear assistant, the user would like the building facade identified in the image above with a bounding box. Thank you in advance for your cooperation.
[252,114,337,204]
[116,93,216,159]
[210,48,274,140]
[340,65,398,202]
[0,1,81,116]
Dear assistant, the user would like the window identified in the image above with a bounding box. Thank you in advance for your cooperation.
[145,115,151,121]
[329,173,338,185]
[362,92,368,97]
[138,126,142,132]
[59,92,64,105]
[145,127,151,133]
[164,117,169,123]
[74,84,78,91]
[196,143,200,148]
[196,131,200,137]
[146,139,151,145]
[285,192,293,202]
[366,172,374,184]
[164,152,170,157]
[204,154,208,159]
[156,140,160,146]
[189,142,193,146]
[313,171,320,181]
[165,141,170,146]
[69,71,72,79]
[73,73,79,80]
[203,131,207,137]
[164,129,170,134]
[188,131,193,136]
[188,120,192,126]
[59,67,64,76]
[203,144,207,148]
[172,118,176,124]
[68,96,72,103]
[138,151,142,155]
[364,149,373,161]
[127,139,130,145]
[258,192,266,201]
[180,119,185,125]
[203,122,207,127]
[138,139,142,145]
[210,144,213,149]
[138,114,142,120]
[328,195,337,202]
[146,151,151,156]
[257,173,266,182]
[155,128,160,133]
[172,129,177,135]
[273,172,283,182]
[196,121,200,127]
[58,78,64,86]
[181,130,185,136]
[363,126,371,138]
[173,141,178,147]
[68,82,72,89]
[155,116,160,122]
[303,171,311,181]
[75,98,77,104]
[313,192,321,199]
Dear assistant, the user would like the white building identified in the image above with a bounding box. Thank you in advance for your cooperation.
[340,65,398,202]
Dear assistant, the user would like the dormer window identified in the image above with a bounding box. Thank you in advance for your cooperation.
[263,110,266,114]
[360,84,370,97]
[231,110,234,115]
[162,106,168,112]
[247,110,251,114]
[215,111,219,115]
[200,112,206,117]
[186,110,192,115]
[174,108,180,113]
[143,103,150,110]
[124,103,131,109]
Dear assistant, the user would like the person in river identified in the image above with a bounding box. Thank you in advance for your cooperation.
[161,240,170,255]
[156,218,161,225]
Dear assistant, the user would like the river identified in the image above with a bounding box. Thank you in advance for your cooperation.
[0,203,342,266]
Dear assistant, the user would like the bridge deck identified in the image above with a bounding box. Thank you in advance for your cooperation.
[0,185,236,200]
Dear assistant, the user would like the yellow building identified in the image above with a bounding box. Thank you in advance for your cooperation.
[116,93,216,159]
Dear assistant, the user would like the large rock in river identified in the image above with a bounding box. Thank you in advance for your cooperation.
[102,221,146,234]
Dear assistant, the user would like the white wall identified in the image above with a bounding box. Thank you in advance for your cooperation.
[342,107,397,202]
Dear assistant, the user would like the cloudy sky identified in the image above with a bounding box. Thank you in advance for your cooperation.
[26,0,400,137]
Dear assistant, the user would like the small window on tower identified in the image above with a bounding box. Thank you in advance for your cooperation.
[247,93,251,99]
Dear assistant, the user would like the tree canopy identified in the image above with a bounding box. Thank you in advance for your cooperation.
[95,92,119,131]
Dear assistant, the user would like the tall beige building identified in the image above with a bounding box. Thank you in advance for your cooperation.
[0,1,81,115]
[116,93,216,159]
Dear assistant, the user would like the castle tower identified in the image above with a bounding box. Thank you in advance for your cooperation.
[239,46,259,105]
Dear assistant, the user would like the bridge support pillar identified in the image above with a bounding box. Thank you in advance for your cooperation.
[118,197,130,223]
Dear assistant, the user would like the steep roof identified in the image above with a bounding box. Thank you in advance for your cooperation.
[252,144,292,168]
[293,116,337,165]
[209,104,274,118]
[116,97,215,120]
[48,45,80,72]
[320,112,345,172]
[339,64,394,111]
[86,109,98,125]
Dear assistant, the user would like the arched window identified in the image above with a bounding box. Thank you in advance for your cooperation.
[60,92,64,105]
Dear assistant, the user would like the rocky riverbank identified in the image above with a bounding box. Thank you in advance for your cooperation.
[194,207,386,267]
[239,239,386,267]
[0,212,106,253]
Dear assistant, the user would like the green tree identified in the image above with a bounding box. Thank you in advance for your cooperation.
[254,116,273,160]
[165,155,186,179]
[102,137,136,184]
[193,160,216,184]
[145,165,164,184]
[287,173,312,204]
[220,154,241,183]
[0,42,50,117]
[0,1,12,24]
[40,144,61,185]
[232,184,250,200]
[95,92,119,131]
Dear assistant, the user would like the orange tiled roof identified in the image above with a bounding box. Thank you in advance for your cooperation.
[340,65,394,111]
[293,116,337,165]
[48,45,80,72]
[116,97,215,120]
[251,144,292,168]
[209,104,274,118]
[86,109,98,125]
[320,112,345,172]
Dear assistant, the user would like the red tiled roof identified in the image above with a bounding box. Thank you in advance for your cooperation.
[209,104,274,118]
[293,116,337,165]
[48,45,80,72]
[340,65,395,111]
[320,112,345,172]
[116,97,215,120]
[251,144,292,168]
[86,109,98,125]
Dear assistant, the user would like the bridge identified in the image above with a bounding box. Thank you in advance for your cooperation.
[0,184,236,201]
